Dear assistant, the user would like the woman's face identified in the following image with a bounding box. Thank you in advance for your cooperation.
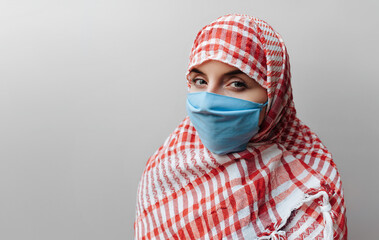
[188,60,268,125]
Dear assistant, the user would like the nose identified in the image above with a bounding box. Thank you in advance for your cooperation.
[206,80,221,95]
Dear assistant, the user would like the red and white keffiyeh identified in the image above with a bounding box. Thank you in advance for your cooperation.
[134,14,347,239]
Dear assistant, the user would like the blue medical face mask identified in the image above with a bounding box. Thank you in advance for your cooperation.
[186,92,268,155]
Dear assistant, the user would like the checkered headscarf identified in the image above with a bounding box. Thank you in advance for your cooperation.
[135,14,347,239]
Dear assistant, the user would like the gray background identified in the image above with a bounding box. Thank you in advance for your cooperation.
[1,0,378,239]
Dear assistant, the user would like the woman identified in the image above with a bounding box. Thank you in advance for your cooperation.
[135,14,347,239]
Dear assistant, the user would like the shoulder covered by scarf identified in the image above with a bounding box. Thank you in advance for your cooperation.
[135,14,347,240]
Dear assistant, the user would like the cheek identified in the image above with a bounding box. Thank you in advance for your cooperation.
[188,84,197,93]
[188,83,207,93]
[188,86,201,93]
[237,88,268,104]
[252,88,268,104]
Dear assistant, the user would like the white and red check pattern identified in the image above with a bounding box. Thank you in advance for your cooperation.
[135,14,347,239]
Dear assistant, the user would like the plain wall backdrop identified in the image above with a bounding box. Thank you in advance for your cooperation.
[1,0,378,239]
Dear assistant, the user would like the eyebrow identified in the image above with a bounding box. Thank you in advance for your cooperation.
[190,68,245,76]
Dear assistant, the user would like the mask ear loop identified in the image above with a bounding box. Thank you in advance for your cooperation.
[258,101,269,129]
[261,101,269,114]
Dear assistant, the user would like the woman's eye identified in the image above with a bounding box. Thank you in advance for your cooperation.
[192,78,207,86]
[230,81,247,89]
